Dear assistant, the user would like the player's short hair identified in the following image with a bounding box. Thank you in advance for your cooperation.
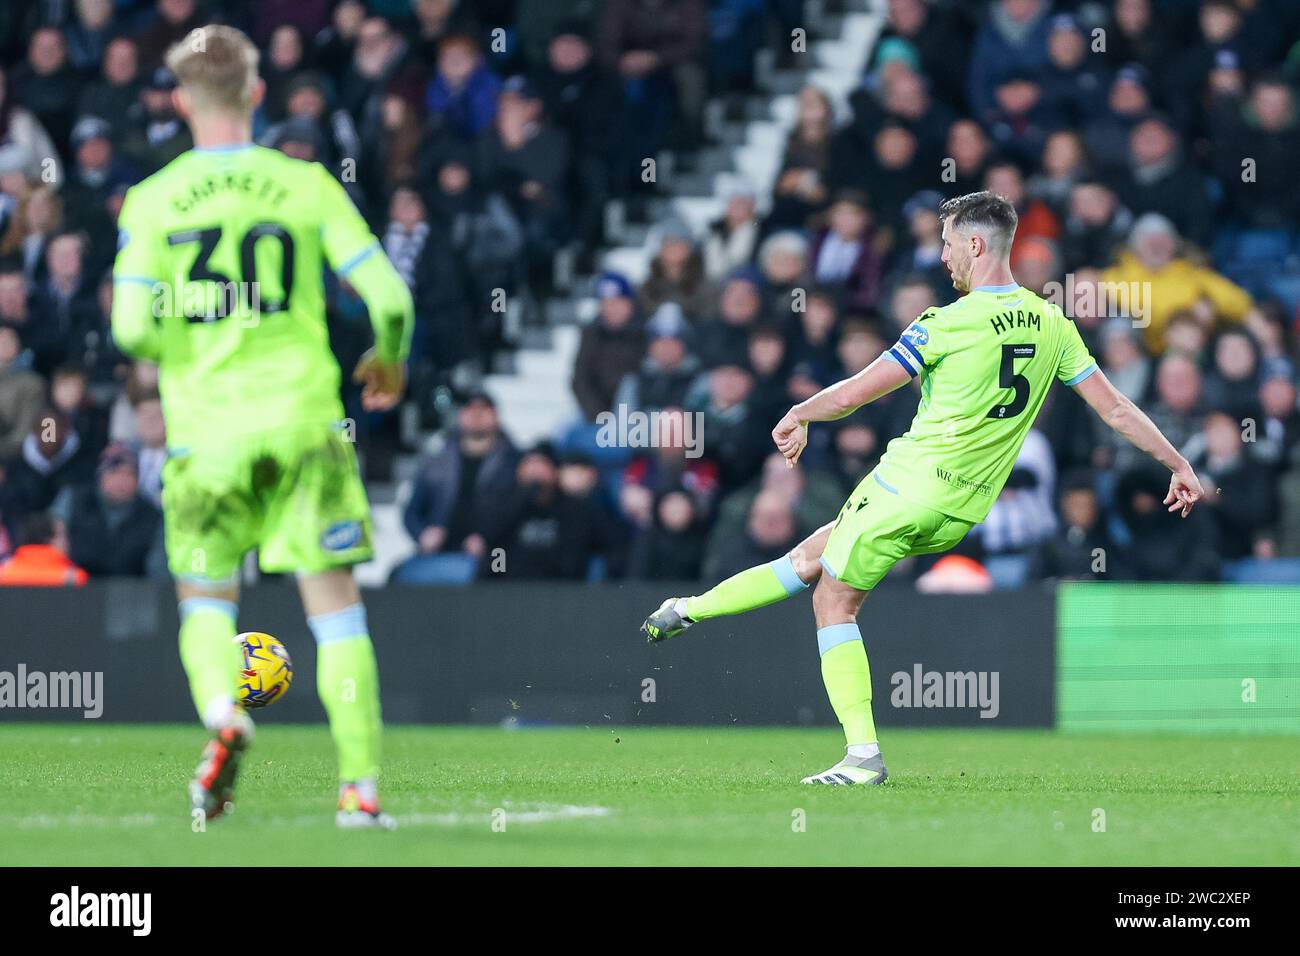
[165,25,259,113]
[939,191,1018,256]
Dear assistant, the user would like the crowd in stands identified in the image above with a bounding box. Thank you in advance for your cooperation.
[3,0,1300,589]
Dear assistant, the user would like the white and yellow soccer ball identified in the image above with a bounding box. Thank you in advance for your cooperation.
[235,632,294,708]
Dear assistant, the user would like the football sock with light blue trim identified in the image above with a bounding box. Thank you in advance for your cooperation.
[684,555,810,621]
[178,597,242,730]
[309,604,383,782]
[817,623,877,746]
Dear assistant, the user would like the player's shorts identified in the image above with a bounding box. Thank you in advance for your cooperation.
[162,421,373,581]
[820,469,975,591]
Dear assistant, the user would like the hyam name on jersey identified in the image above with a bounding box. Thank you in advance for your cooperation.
[169,171,292,215]
[987,309,1042,335]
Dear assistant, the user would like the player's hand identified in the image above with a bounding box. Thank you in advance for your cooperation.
[1164,466,1205,518]
[772,411,808,467]
[352,349,406,412]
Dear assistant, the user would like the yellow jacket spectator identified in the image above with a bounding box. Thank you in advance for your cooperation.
[1101,214,1254,353]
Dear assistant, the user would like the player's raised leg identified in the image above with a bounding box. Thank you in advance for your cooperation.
[641,521,833,642]
[299,569,394,830]
[801,572,886,785]
[177,577,255,819]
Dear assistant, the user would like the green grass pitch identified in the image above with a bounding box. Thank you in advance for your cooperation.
[3,724,1298,866]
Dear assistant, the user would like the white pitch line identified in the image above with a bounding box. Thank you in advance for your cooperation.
[1,805,613,830]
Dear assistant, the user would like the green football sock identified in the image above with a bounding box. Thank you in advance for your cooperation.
[817,624,878,746]
[310,605,383,782]
[685,555,810,621]
[178,597,242,728]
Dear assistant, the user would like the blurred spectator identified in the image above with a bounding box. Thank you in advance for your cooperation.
[52,440,162,577]
[477,76,571,295]
[121,67,191,174]
[75,36,141,127]
[639,220,711,321]
[613,302,700,413]
[10,26,79,154]
[599,0,707,192]
[809,190,885,314]
[0,512,87,586]
[1030,474,1112,581]
[482,444,625,580]
[572,272,644,421]
[967,0,1052,118]
[1184,411,1277,560]
[49,365,108,463]
[1041,14,1107,127]
[1115,117,1213,248]
[1113,352,1203,474]
[0,320,42,459]
[756,230,809,324]
[1210,74,1300,230]
[0,65,62,184]
[131,393,166,508]
[685,360,765,491]
[1099,319,1150,403]
[705,487,797,579]
[1028,129,1089,216]
[1059,181,1132,272]
[135,0,204,72]
[402,392,519,564]
[536,19,623,266]
[425,34,500,141]
[29,231,100,375]
[975,428,1058,576]
[1101,214,1255,353]
[1202,329,1263,423]
[1111,466,1220,581]
[768,85,833,233]
[695,269,762,369]
[703,185,759,282]
[626,486,706,580]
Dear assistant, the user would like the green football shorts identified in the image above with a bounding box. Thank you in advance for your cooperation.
[162,421,374,581]
[820,469,975,591]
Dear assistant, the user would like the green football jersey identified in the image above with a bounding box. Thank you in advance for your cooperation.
[878,283,1097,522]
[111,145,413,447]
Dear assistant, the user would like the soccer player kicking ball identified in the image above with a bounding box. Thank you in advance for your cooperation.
[642,191,1203,785]
[111,26,413,827]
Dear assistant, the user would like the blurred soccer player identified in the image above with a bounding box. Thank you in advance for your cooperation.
[643,191,1203,784]
[111,25,413,826]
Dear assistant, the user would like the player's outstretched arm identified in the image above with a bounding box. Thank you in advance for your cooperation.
[772,355,911,466]
[1073,368,1205,517]
[110,191,163,361]
[317,165,414,411]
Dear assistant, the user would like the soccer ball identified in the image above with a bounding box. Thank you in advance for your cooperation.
[236,632,293,708]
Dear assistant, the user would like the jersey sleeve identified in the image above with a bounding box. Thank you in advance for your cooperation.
[884,307,945,379]
[110,187,164,360]
[1056,309,1098,386]
[316,164,414,364]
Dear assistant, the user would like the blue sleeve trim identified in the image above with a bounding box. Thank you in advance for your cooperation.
[886,347,919,378]
[113,275,159,287]
[1063,363,1099,387]
[336,241,381,276]
[873,472,900,495]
